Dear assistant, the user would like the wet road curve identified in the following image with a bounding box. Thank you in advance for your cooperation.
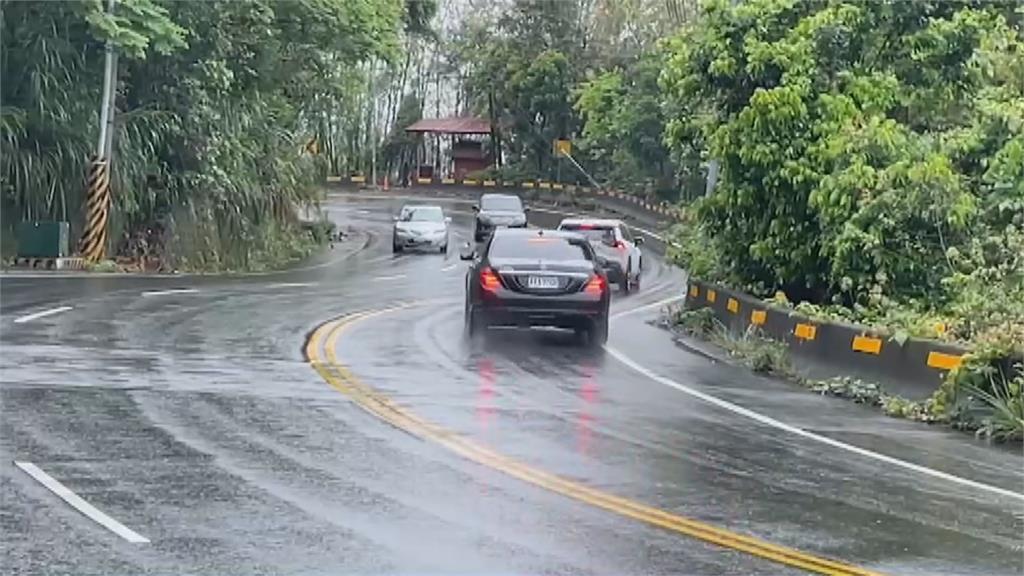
[2,193,1022,575]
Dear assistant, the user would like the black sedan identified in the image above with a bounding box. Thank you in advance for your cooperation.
[461,228,611,345]
[472,193,528,241]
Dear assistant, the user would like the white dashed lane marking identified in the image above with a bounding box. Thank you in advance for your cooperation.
[14,462,150,543]
[12,306,73,324]
[141,288,198,297]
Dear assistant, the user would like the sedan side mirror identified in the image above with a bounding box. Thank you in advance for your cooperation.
[634,236,644,246]
[392,215,399,222]
[523,206,530,213]
[472,205,480,213]
[459,242,477,261]
[445,216,453,223]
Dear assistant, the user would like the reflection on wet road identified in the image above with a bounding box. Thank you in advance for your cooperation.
[1,192,1022,576]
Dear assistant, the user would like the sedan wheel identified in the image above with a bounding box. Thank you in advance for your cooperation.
[465,304,484,337]
[588,316,609,347]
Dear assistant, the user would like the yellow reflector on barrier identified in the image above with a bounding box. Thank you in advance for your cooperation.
[689,285,699,298]
[751,310,766,326]
[727,298,739,313]
[442,178,455,184]
[417,177,431,184]
[463,179,479,186]
[523,182,535,188]
[483,180,497,187]
[794,323,817,341]
[927,352,963,370]
[706,289,717,303]
[539,181,552,189]
[852,335,882,355]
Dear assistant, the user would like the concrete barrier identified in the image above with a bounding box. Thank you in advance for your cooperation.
[331,176,672,226]
[684,279,969,400]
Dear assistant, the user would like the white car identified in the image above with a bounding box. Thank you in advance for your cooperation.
[557,218,643,293]
[393,205,451,253]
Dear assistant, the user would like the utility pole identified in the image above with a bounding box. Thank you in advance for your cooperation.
[95,0,117,157]
[102,51,119,159]
[369,60,377,188]
[80,0,118,263]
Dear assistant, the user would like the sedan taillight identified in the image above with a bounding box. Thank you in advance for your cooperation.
[584,274,607,295]
[480,267,502,292]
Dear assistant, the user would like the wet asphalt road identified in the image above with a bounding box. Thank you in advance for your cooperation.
[1,192,1022,576]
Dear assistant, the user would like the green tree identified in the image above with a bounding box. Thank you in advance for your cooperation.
[575,52,672,197]
[457,0,587,178]
[662,0,1024,307]
[2,0,408,270]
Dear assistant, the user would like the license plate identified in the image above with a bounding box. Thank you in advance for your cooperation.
[527,276,559,289]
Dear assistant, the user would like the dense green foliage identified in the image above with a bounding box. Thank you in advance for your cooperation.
[575,53,675,196]
[654,0,1022,437]
[662,0,1023,348]
[2,0,414,270]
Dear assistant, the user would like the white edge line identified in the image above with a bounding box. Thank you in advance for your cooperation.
[602,345,1024,503]
[268,282,315,288]
[441,264,459,272]
[612,295,682,319]
[14,461,150,543]
[12,306,73,324]
[141,288,198,297]
[372,274,407,282]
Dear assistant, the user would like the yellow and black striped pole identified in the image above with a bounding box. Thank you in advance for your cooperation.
[79,156,110,263]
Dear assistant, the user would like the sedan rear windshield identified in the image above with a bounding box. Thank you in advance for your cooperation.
[480,196,523,211]
[402,206,444,222]
[489,235,592,261]
[559,223,615,244]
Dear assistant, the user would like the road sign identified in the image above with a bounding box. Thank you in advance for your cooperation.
[553,139,571,156]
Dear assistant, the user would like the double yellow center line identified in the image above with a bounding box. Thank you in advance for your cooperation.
[306,307,886,576]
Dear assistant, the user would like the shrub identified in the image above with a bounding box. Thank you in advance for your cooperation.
[670,306,720,338]
[810,377,883,405]
[88,260,118,273]
[964,367,1024,442]
[666,206,730,284]
[724,327,793,376]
